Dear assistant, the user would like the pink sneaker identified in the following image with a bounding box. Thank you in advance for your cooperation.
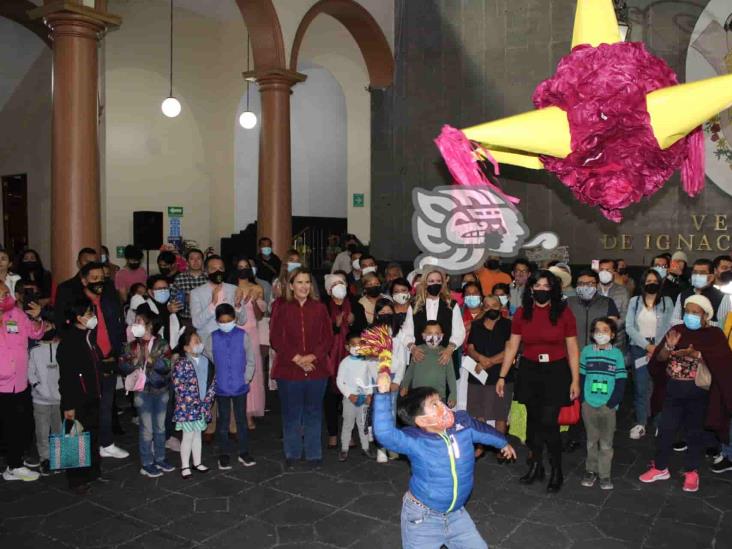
[682,470,699,493]
[639,466,670,483]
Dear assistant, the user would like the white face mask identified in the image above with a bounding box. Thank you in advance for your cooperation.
[362,266,377,276]
[423,334,443,348]
[498,295,509,307]
[218,321,236,333]
[594,333,612,346]
[331,284,347,300]
[598,270,614,285]
[85,315,98,330]
[352,259,361,271]
[131,323,146,338]
[349,346,361,357]
[393,292,410,305]
[191,342,205,355]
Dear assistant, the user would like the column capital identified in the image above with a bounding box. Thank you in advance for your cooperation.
[29,1,121,38]
[243,68,307,91]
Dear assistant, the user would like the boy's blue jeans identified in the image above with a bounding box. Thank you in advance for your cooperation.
[401,494,487,549]
[134,390,168,467]
[216,394,249,456]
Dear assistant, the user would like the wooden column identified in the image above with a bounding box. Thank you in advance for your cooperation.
[246,69,305,259]
[31,3,120,281]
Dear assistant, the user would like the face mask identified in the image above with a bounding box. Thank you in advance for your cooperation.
[128,261,140,271]
[287,262,301,273]
[393,292,410,305]
[238,268,253,280]
[0,294,15,312]
[576,286,597,301]
[485,309,501,320]
[251,266,257,277]
[192,342,205,355]
[217,321,236,333]
[426,283,442,297]
[653,266,668,279]
[498,295,509,307]
[208,271,225,284]
[87,281,105,295]
[85,315,98,330]
[485,259,500,270]
[513,272,529,286]
[598,270,613,285]
[532,289,551,304]
[101,254,108,264]
[376,314,394,326]
[594,332,611,346]
[683,313,702,330]
[347,243,358,253]
[349,346,361,357]
[351,259,361,271]
[153,289,170,304]
[362,266,377,276]
[261,247,272,256]
[691,274,709,290]
[420,402,455,431]
[719,271,732,285]
[22,261,40,270]
[159,266,171,276]
[644,282,660,295]
[423,334,443,348]
[618,268,627,276]
[131,323,146,338]
[464,295,482,309]
[331,284,347,300]
[365,286,381,298]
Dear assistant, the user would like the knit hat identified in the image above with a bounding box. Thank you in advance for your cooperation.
[324,273,346,294]
[671,251,688,263]
[684,294,714,319]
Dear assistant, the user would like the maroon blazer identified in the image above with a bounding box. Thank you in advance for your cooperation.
[270,298,333,381]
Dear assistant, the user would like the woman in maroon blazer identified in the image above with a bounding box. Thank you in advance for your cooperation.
[270,268,333,467]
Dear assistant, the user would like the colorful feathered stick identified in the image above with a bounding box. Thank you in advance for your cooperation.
[356,325,393,375]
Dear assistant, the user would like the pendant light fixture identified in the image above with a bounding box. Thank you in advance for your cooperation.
[239,31,257,129]
[161,0,181,118]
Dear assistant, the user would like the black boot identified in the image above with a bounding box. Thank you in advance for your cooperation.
[547,463,564,493]
[519,461,545,484]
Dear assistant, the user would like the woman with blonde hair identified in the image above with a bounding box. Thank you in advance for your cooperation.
[269,268,333,467]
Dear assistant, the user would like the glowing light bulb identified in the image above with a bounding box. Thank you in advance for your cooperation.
[161,97,181,118]
[239,111,257,129]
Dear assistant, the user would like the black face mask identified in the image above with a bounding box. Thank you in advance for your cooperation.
[485,309,501,320]
[376,314,394,326]
[644,282,660,295]
[485,259,500,271]
[159,266,171,276]
[128,261,141,271]
[426,283,442,297]
[617,268,628,276]
[365,286,381,298]
[720,271,732,285]
[347,244,357,253]
[238,268,253,280]
[208,271,225,284]
[22,261,41,271]
[87,281,105,295]
[532,290,551,305]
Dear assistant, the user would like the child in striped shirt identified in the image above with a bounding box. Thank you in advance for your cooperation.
[579,317,626,490]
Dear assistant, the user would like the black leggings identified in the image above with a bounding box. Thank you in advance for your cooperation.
[526,403,562,466]
[323,388,341,438]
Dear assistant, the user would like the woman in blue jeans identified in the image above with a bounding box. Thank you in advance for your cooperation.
[269,269,333,467]
[625,269,673,440]
[119,307,174,478]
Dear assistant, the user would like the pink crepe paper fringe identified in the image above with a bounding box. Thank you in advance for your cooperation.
[682,127,705,197]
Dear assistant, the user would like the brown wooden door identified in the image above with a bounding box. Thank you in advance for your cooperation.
[2,174,29,258]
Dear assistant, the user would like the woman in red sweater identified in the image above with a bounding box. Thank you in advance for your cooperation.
[495,270,580,493]
[269,268,333,467]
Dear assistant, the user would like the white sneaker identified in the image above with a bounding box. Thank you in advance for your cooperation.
[629,425,646,440]
[165,437,181,452]
[3,466,40,482]
[376,449,388,463]
[99,444,130,459]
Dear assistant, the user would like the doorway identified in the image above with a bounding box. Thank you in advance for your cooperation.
[2,174,29,258]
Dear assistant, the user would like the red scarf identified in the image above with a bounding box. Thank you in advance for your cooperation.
[90,294,112,358]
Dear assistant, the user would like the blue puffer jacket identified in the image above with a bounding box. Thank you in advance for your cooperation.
[373,393,507,513]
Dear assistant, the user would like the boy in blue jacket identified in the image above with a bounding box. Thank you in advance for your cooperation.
[373,372,516,549]
[211,304,256,470]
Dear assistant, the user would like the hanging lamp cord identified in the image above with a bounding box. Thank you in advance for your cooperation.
[169,0,174,97]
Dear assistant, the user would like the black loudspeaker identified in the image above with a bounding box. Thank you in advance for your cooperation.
[133,211,163,250]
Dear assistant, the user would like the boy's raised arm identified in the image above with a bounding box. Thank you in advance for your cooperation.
[373,373,417,457]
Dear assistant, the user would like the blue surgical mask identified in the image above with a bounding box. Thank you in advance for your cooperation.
[576,286,597,301]
[653,266,668,279]
[287,262,301,273]
[464,295,481,309]
[217,321,236,333]
[691,274,709,290]
[153,289,170,304]
[683,313,702,330]
[261,247,272,256]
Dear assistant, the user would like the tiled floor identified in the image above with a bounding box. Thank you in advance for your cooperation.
[1,393,730,548]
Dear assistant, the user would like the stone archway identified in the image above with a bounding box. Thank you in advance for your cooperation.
[289,0,394,88]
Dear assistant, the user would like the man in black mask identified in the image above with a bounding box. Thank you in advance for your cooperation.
[189,254,242,354]
[156,250,178,283]
[115,245,147,304]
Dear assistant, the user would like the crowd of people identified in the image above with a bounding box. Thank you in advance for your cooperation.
[1,238,732,546]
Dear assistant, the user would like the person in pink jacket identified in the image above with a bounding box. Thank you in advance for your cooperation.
[0,279,45,482]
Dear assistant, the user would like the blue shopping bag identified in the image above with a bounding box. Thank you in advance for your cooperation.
[49,420,91,470]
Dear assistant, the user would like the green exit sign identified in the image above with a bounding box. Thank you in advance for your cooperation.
[352,193,365,208]
[167,206,184,217]
[116,246,125,259]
